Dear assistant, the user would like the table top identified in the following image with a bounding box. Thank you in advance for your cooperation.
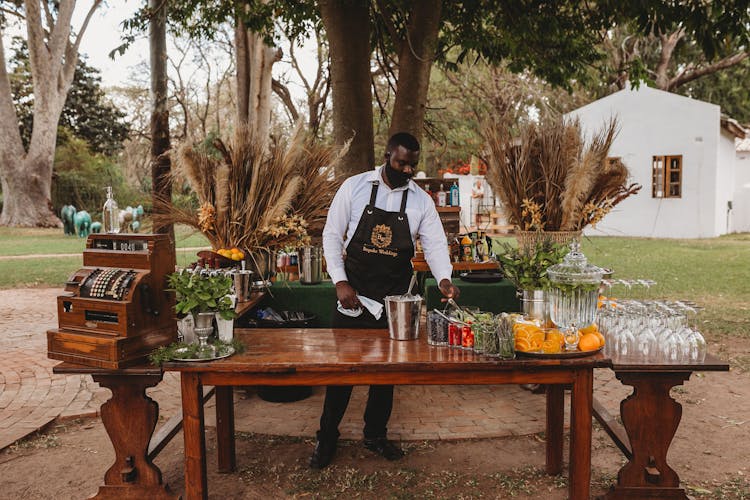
[608,352,729,372]
[163,328,610,373]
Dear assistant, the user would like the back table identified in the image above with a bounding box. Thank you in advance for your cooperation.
[164,328,608,500]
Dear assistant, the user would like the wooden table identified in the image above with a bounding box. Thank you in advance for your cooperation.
[163,328,608,500]
[594,353,729,499]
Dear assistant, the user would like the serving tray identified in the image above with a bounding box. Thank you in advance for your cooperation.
[515,345,603,359]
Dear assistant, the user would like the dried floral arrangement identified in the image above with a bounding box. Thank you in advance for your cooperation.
[154,126,346,251]
[484,117,641,231]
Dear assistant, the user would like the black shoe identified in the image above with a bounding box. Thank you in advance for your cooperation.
[309,439,337,469]
[363,437,404,461]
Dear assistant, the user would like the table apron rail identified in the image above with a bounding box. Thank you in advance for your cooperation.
[198,369,585,386]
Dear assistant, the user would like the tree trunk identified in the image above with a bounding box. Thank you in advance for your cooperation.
[388,0,442,142]
[149,0,173,237]
[247,33,282,140]
[235,20,281,141]
[0,0,99,227]
[235,19,250,123]
[320,0,374,175]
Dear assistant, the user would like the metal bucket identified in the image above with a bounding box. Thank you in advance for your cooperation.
[384,295,423,341]
[298,246,323,285]
[247,249,276,282]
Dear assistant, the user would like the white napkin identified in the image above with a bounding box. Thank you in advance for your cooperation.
[337,294,384,320]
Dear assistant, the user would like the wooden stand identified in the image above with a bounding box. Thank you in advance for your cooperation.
[92,371,176,499]
[602,371,692,499]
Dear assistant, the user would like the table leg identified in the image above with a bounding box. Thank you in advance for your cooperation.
[181,372,207,500]
[91,373,176,499]
[546,384,564,475]
[215,385,236,473]
[603,371,691,499]
[569,368,593,500]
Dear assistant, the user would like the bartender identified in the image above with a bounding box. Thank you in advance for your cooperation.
[310,132,460,469]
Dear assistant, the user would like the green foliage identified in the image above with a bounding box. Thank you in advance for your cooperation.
[168,270,237,319]
[51,133,144,215]
[149,338,244,366]
[678,57,750,124]
[8,37,129,155]
[496,239,569,291]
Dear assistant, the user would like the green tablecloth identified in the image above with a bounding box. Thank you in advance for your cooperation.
[256,280,337,327]
[424,277,519,314]
[249,277,519,327]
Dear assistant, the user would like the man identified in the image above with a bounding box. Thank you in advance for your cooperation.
[311,132,460,469]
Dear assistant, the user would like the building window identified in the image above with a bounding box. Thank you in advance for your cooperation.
[652,155,682,198]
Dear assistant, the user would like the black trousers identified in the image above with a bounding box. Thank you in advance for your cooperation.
[317,306,393,442]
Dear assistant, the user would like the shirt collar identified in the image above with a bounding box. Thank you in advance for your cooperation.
[370,165,416,193]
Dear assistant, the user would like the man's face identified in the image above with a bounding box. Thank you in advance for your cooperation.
[386,145,419,178]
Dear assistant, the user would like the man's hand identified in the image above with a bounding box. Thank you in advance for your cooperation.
[438,279,460,302]
[335,281,361,309]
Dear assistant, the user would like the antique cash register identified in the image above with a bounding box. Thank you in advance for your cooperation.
[47,233,177,368]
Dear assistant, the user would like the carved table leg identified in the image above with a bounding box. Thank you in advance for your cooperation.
[215,385,236,473]
[603,371,692,499]
[91,373,176,500]
[182,372,208,500]
[569,368,593,500]
[546,384,564,475]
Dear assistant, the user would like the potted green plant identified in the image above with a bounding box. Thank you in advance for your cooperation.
[168,270,237,328]
[496,238,568,322]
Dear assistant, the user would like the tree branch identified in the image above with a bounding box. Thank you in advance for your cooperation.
[374,0,403,53]
[654,27,685,89]
[271,78,299,123]
[669,51,750,90]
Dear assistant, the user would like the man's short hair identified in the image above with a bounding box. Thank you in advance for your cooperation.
[387,132,420,153]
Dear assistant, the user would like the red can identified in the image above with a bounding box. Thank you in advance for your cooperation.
[461,325,474,349]
[448,323,461,347]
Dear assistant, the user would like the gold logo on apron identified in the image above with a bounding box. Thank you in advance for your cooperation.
[371,224,393,248]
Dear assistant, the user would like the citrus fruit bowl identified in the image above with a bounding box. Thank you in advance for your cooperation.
[513,320,605,358]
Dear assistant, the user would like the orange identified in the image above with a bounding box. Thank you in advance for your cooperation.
[593,331,606,347]
[514,338,532,352]
[579,333,600,351]
[545,329,565,348]
[579,323,598,335]
[542,339,562,354]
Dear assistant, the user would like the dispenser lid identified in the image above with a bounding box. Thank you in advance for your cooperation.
[546,240,604,285]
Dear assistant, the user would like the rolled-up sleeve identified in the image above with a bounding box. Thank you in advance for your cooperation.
[322,180,352,284]
[418,200,453,284]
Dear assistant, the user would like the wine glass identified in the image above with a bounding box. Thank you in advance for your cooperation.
[194,326,216,358]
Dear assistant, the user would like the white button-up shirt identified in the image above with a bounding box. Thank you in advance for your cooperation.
[323,166,453,286]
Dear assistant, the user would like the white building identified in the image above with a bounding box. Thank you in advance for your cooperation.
[566,84,747,238]
[734,138,750,233]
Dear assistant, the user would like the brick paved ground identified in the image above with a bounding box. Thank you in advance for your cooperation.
[0,288,630,451]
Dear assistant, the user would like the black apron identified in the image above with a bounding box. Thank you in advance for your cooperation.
[344,181,414,303]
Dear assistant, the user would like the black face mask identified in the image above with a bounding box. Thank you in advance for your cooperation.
[384,161,412,188]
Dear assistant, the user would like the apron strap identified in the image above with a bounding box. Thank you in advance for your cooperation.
[399,188,409,214]
[369,182,379,206]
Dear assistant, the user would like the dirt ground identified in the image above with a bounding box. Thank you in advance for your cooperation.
[1,352,749,499]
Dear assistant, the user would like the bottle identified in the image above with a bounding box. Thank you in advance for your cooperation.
[460,234,473,262]
[450,182,460,207]
[423,184,432,201]
[476,231,489,261]
[437,184,447,207]
[103,186,120,234]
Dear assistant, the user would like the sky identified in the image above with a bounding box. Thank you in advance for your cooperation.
[3,1,316,99]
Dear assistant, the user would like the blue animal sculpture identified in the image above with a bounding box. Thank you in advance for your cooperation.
[118,205,144,233]
[74,210,92,238]
[90,221,102,233]
[61,205,76,236]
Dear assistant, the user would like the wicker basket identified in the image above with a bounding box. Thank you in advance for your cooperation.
[514,230,581,253]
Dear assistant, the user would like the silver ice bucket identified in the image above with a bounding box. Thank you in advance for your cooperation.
[298,246,323,285]
[384,294,423,341]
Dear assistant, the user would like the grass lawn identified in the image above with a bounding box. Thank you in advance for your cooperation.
[0,225,209,289]
[1,228,747,347]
